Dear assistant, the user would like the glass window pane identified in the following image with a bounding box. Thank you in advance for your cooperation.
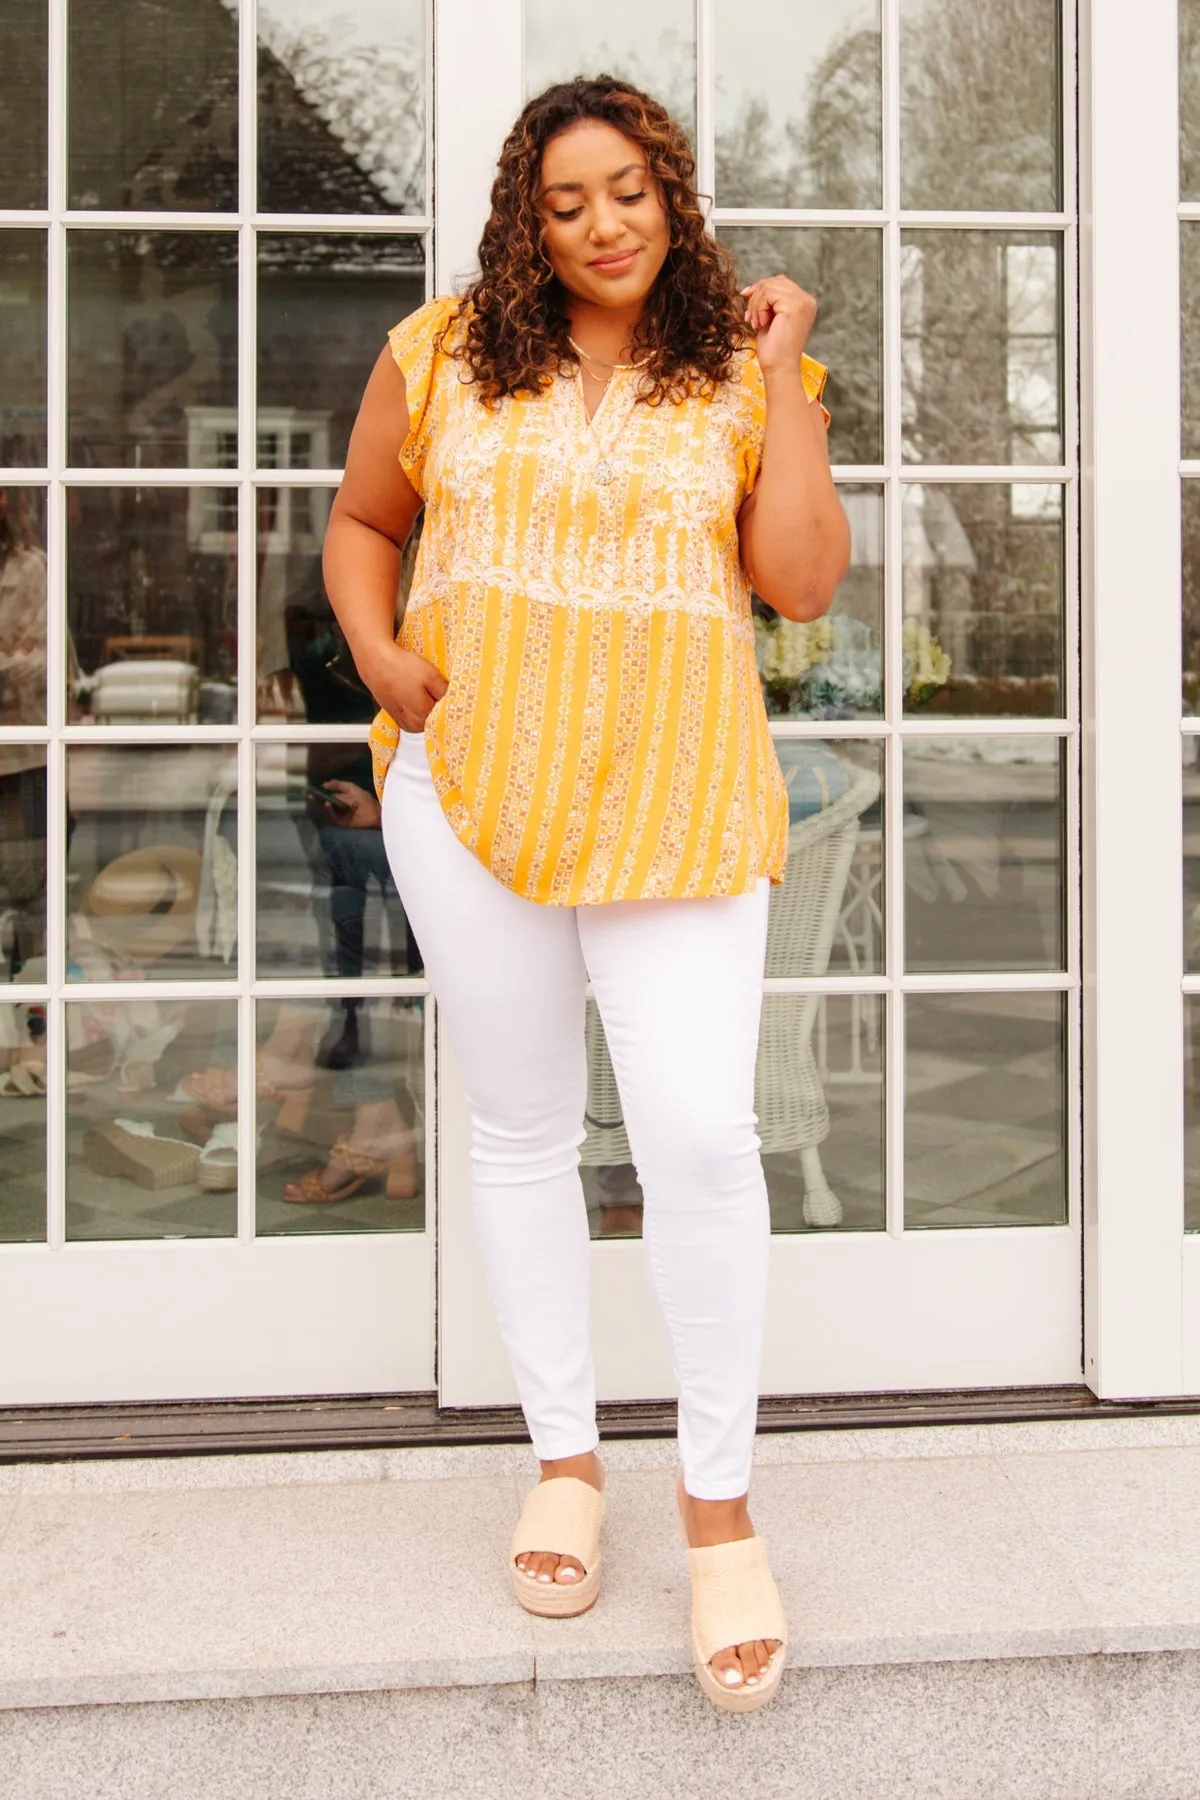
[906,992,1066,1228]
[68,0,238,210]
[902,483,1063,718]
[1185,738,1200,974]
[0,1004,46,1242]
[68,233,238,469]
[902,232,1062,468]
[256,743,421,981]
[0,232,47,466]
[899,0,1061,212]
[714,0,881,209]
[1182,225,1200,462]
[258,0,427,214]
[524,0,697,142]
[768,739,885,977]
[758,487,884,720]
[1184,482,1200,716]
[0,488,48,726]
[0,755,47,984]
[0,1,47,208]
[257,235,425,468]
[66,998,237,1240]
[581,993,885,1237]
[255,996,426,1235]
[1183,0,1200,201]
[1187,998,1200,1230]
[66,745,238,982]
[256,486,411,725]
[67,487,237,713]
[718,226,883,467]
[904,736,1065,973]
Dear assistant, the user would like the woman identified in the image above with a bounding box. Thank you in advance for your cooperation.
[324,76,849,1714]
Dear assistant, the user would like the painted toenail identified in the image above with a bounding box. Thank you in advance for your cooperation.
[558,1567,579,1581]
[746,1676,759,1686]
[723,1668,742,1686]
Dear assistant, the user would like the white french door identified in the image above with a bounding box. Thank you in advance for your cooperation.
[5,0,1195,1412]
[438,0,1084,1407]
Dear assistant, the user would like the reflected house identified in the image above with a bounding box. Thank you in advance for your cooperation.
[61,0,425,707]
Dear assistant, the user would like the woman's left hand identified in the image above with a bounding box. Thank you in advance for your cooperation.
[742,275,817,379]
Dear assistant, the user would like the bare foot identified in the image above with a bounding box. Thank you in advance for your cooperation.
[678,1479,782,1692]
[514,1451,605,1588]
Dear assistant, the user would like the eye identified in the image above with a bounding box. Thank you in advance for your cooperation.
[618,191,647,205]
[551,206,583,222]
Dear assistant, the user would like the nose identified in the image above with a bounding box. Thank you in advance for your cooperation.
[588,197,625,245]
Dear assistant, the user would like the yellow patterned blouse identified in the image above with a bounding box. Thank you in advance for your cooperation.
[368,295,829,906]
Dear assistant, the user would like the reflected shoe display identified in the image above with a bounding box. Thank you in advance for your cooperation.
[198,1121,241,1193]
[83,1120,199,1191]
[315,1005,362,1072]
[175,1053,316,1135]
[280,1131,417,1204]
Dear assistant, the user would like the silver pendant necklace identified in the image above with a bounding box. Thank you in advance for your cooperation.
[569,336,634,486]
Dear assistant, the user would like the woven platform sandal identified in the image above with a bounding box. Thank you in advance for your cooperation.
[678,1490,788,1714]
[509,1477,604,1618]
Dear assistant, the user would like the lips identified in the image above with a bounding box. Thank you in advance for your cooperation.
[589,248,640,275]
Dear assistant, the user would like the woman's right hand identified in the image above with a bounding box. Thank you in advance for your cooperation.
[358,641,447,731]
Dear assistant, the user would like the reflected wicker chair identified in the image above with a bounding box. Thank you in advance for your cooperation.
[580,761,882,1228]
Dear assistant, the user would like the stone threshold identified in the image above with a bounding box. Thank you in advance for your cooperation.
[3,1415,1200,1713]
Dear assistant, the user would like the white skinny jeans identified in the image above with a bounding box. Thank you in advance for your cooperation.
[382,731,771,1499]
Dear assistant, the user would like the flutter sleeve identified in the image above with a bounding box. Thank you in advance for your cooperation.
[387,294,461,498]
[738,349,832,499]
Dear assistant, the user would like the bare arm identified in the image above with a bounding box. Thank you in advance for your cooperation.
[736,277,851,624]
[323,343,447,730]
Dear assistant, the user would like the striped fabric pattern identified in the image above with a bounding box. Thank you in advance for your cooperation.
[368,296,829,907]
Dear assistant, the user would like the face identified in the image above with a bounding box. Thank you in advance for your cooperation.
[537,119,670,310]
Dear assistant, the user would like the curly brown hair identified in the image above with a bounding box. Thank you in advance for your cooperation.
[444,76,748,406]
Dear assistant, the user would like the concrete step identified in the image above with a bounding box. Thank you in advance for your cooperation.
[4,1417,1200,1797]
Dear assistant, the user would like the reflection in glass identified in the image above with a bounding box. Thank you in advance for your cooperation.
[719,227,883,467]
[580,994,885,1236]
[1187,999,1200,1230]
[904,737,1064,973]
[902,484,1063,716]
[905,992,1066,1228]
[67,488,237,717]
[1184,738,1200,973]
[257,236,425,468]
[901,232,1062,468]
[255,996,425,1235]
[525,0,697,140]
[715,0,881,209]
[68,233,237,469]
[0,1,48,208]
[899,0,1061,212]
[0,233,47,465]
[1184,483,1200,715]
[0,1005,46,1243]
[66,999,237,1241]
[1183,0,1200,202]
[68,0,238,210]
[0,491,50,984]
[769,740,884,978]
[1182,226,1200,461]
[256,487,411,725]
[256,743,421,981]
[66,745,238,983]
[757,488,883,720]
[258,0,426,214]
[0,489,48,726]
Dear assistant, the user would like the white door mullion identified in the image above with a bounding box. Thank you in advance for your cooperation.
[881,0,905,1241]
[235,0,260,1245]
[44,0,68,1252]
